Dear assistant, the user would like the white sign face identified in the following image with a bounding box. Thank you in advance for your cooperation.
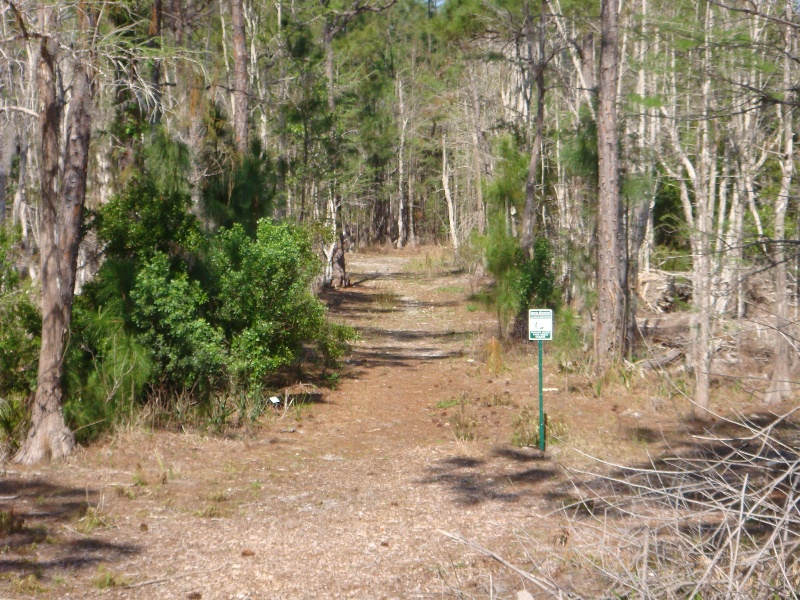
[528,309,553,341]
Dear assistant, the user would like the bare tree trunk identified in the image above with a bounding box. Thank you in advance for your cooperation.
[0,129,9,224]
[324,26,336,113]
[11,138,28,227]
[149,0,163,123]
[408,168,417,247]
[765,2,794,404]
[397,78,407,249]
[15,42,83,464]
[229,0,249,154]
[594,0,624,370]
[442,134,459,252]
[689,4,716,416]
[469,65,486,235]
[522,0,547,257]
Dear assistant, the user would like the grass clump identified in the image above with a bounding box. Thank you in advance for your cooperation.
[195,504,225,518]
[452,401,477,441]
[11,574,47,594]
[74,506,111,534]
[511,407,568,447]
[207,490,229,503]
[93,565,129,589]
[0,509,25,536]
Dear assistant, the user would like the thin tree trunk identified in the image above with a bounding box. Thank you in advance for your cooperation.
[469,65,485,235]
[522,0,547,257]
[149,0,163,123]
[594,0,624,370]
[397,79,407,249]
[11,138,28,227]
[442,134,459,252]
[765,2,794,404]
[229,0,248,154]
[0,129,9,224]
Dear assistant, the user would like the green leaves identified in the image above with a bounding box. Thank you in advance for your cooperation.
[0,228,40,400]
[210,220,354,384]
[131,254,226,387]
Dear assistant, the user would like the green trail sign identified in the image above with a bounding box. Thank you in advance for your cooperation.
[528,309,553,451]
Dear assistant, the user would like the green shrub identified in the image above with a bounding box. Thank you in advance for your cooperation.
[0,228,39,451]
[131,253,226,389]
[65,299,153,442]
[210,220,355,385]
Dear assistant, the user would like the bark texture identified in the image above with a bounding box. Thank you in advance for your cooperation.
[230,0,249,154]
[765,2,795,404]
[521,0,547,258]
[14,42,78,463]
[594,0,624,370]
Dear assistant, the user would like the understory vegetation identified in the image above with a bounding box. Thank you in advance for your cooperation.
[1,132,354,451]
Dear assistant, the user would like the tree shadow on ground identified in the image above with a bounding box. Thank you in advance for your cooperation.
[321,288,460,318]
[418,451,557,506]
[0,479,138,583]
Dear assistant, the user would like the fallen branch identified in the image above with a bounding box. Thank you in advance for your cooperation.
[123,563,228,589]
[437,529,567,597]
[636,347,682,370]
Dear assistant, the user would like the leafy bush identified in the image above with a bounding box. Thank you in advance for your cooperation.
[77,177,353,421]
[131,254,226,389]
[0,228,39,451]
[210,220,355,385]
[92,176,201,262]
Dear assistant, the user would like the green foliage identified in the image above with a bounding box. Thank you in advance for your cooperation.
[144,127,192,195]
[210,220,355,384]
[561,106,598,182]
[202,140,277,235]
[131,254,226,389]
[482,140,560,336]
[93,176,201,261]
[484,213,524,335]
[485,136,527,213]
[65,300,153,442]
[0,229,40,400]
[519,238,559,310]
[0,228,39,451]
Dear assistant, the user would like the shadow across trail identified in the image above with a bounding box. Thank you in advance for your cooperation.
[418,451,557,506]
[0,478,138,581]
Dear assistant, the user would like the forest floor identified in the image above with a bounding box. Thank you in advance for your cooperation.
[0,247,791,599]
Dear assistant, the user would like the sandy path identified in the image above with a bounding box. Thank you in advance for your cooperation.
[2,251,556,599]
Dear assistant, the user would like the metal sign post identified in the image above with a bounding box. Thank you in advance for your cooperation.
[528,309,553,452]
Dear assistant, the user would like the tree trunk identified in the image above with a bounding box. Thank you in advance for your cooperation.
[765,3,794,404]
[11,138,28,227]
[397,79,407,249]
[324,26,336,113]
[149,0,163,123]
[229,0,248,154]
[522,0,547,258]
[0,129,9,224]
[14,42,80,464]
[469,66,486,235]
[442,134,459,252]
[594,0,624,370]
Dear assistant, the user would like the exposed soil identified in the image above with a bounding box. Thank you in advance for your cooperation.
[0,248,788,599]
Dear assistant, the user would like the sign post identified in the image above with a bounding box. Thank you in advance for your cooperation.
[528,309,553,452]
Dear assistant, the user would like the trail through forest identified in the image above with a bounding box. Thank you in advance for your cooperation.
[2,250,578,599]
[4,248,773,599]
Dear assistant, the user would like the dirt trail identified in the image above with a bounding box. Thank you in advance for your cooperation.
[2,251,567,599]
